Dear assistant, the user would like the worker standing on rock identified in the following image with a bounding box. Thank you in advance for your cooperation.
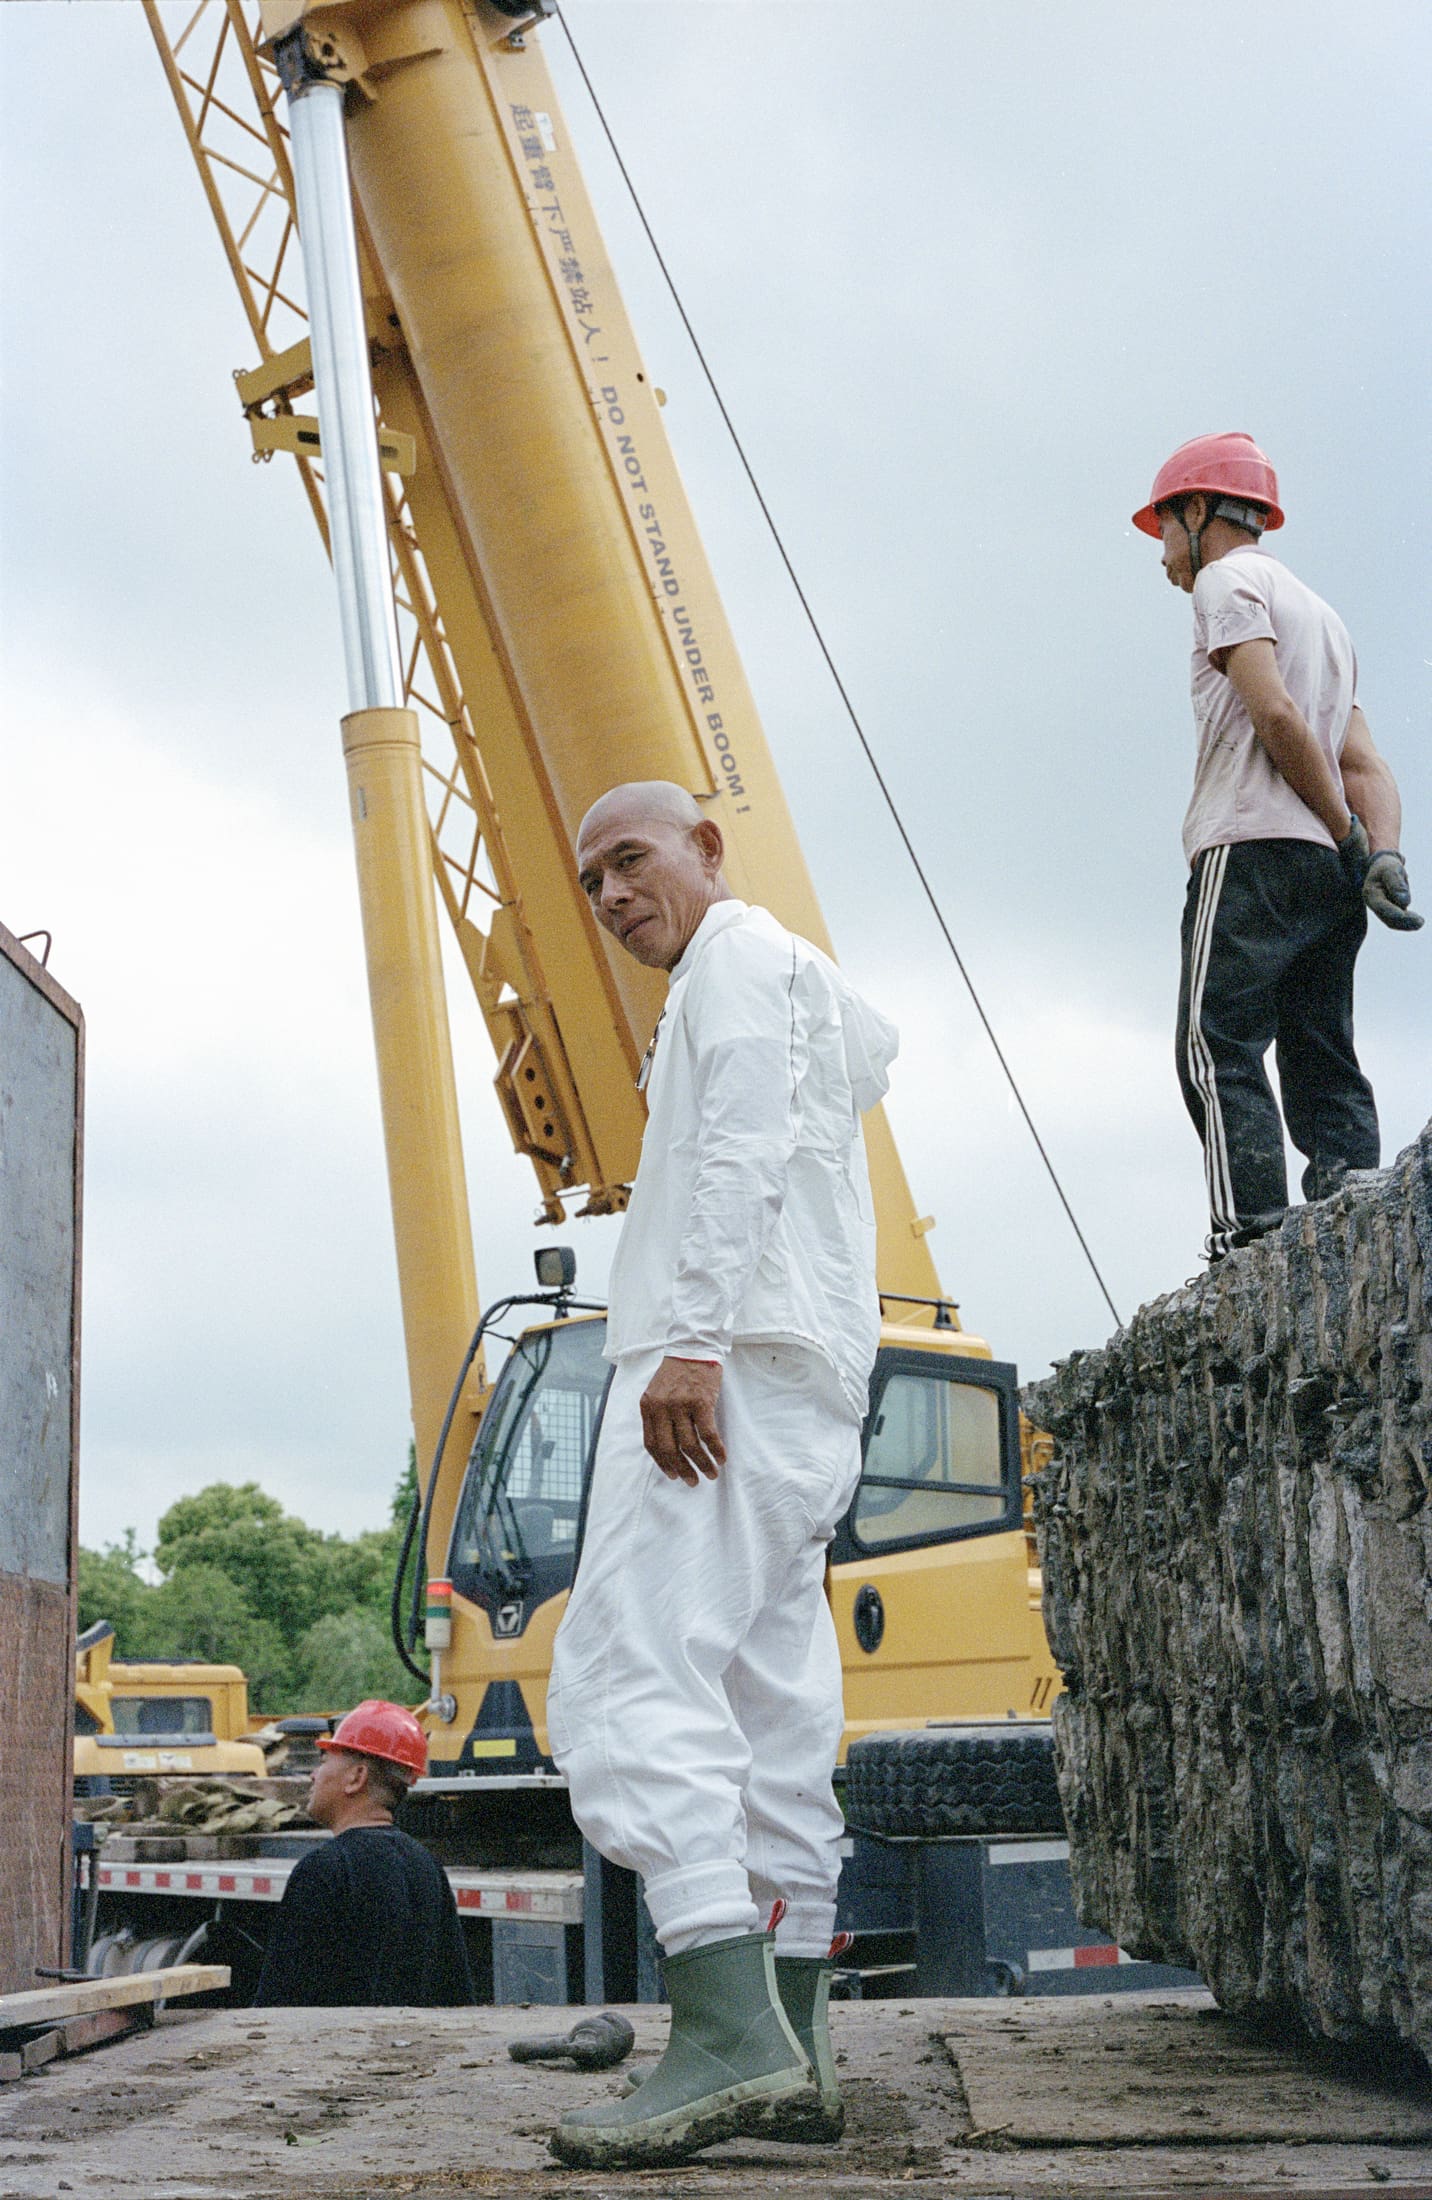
[252,1700,472,2008]
[1135,433,1422,1262]
[545,780,894,2168]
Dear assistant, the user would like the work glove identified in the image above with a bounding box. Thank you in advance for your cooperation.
[1363,850,1425,931]
[1336,812,1371,894]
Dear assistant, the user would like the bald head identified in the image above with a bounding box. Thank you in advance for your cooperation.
[575,781,731,972]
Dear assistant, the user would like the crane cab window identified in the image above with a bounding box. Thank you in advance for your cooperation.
[846,1354,1018,1555]
[448,1317,611,1617]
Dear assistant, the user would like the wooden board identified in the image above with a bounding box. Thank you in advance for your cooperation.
[947,1996,1432,2146]
[0,1964,229,2034]
[0,2029,60,2081]
[0,2004,155,2081]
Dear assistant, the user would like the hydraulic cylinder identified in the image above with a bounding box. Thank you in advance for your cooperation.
[276,28,483,1551]
[342,705,482,1553]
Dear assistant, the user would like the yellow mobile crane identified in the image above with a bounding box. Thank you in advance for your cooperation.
[143,0,1058,1820]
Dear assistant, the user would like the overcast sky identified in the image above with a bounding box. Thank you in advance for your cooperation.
[2,1,1427,1557]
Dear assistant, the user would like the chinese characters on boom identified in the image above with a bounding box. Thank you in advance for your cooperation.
[509,104,604,348]
[506,101,751,816]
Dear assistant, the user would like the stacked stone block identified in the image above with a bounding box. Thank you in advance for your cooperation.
[1027,1124,1432,2066]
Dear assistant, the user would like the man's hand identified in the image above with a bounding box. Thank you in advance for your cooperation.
[1363,850,1425,931]
[640,1357,727,1486]
[1337,812,1371,894]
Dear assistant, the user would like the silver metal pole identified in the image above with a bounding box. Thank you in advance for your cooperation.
[279,54,403,714]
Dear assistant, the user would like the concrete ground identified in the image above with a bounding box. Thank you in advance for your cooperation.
[1,1990,1430,2200]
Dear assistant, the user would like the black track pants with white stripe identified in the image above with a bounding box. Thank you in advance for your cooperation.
[1176,838,1378,1260]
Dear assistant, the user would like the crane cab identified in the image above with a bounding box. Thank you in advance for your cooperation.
[426,1305,1057,1776]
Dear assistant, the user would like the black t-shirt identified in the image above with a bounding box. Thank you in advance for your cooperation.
[252,1824,474,2007]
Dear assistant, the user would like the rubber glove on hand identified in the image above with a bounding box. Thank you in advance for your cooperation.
[1336,812,1371,894]
[1363,850,1425,931]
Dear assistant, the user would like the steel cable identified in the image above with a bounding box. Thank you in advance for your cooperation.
[555,7,1122,1330]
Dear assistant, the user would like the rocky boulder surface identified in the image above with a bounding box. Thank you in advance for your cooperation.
[1026,1124,1432,2068]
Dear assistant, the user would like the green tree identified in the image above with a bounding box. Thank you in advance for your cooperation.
[293,1609,416,1712]
[131,1565,293,1707]
[77,1530,153,1643]
[312,1526,399,1620]
[153,1482,336,1651]
[391,1443,419,1529]
[75,1452,424,1714]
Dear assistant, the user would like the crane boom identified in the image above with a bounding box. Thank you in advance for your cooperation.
[146,0,946,1532]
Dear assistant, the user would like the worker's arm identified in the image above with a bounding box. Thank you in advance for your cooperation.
[1339,705,1401,851]
[1217,638,1352,843]
[640,938,800,1487]
[1338,707,1424,929]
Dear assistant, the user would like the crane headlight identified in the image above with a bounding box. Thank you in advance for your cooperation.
[535,1245,577,1291]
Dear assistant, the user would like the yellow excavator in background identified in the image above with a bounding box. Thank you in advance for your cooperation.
[74,1621,268,1787]
[142,0,1059,1806]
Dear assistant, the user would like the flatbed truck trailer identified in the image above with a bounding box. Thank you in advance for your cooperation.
[84,1768,1199,2007]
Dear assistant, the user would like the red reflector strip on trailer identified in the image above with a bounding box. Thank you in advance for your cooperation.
[447,1872,582,1923]
[96,1859,583,1923]
[1027,1943,1134,1972]
[98,1862,290,1904]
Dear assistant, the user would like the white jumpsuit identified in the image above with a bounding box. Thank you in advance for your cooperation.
[547,900,896,1959]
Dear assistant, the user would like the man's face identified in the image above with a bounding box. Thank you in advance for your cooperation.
[576,807,723,972]
[1158,501,1199,593]
[307,1748,356,1829]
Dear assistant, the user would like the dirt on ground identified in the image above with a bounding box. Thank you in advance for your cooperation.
[1,1989,1430,2200]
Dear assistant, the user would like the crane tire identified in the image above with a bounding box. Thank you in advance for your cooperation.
[843,1723,1063,1839]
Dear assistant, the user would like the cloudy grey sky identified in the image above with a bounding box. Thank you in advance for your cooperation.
[2,1,1427,1556]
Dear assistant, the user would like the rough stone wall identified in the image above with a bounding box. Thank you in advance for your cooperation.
[1027,1124,1432,2066]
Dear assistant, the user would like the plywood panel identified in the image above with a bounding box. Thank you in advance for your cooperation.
[0,946,77,1583]
[0,924,83,1995]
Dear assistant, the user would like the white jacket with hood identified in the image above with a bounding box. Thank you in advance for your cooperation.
[604,898,897,1419]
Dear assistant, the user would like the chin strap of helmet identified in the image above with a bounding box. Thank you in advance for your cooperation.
[1183,499,1206,579]
[1211,496,1270,535]
[1173,494,1269,578]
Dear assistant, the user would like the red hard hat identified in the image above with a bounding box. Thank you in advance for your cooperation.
[1132,432,1284,537]
[318,1699,427,1781]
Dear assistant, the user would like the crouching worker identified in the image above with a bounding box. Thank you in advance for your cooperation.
[252,1699,473,2008]
[546,781,894,2168]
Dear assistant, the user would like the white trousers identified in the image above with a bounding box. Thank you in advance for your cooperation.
[547,1342,862,1958]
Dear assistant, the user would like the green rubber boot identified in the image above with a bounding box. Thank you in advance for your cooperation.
[615,1951,845,2141]
[548,1931,817,2168]
[771,1955,844,2141]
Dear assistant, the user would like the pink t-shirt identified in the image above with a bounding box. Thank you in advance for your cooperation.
[1181,547,1358,864]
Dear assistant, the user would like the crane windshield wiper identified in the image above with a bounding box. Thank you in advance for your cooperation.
[448,1317,612,1613]
[467,1340,548,1593]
